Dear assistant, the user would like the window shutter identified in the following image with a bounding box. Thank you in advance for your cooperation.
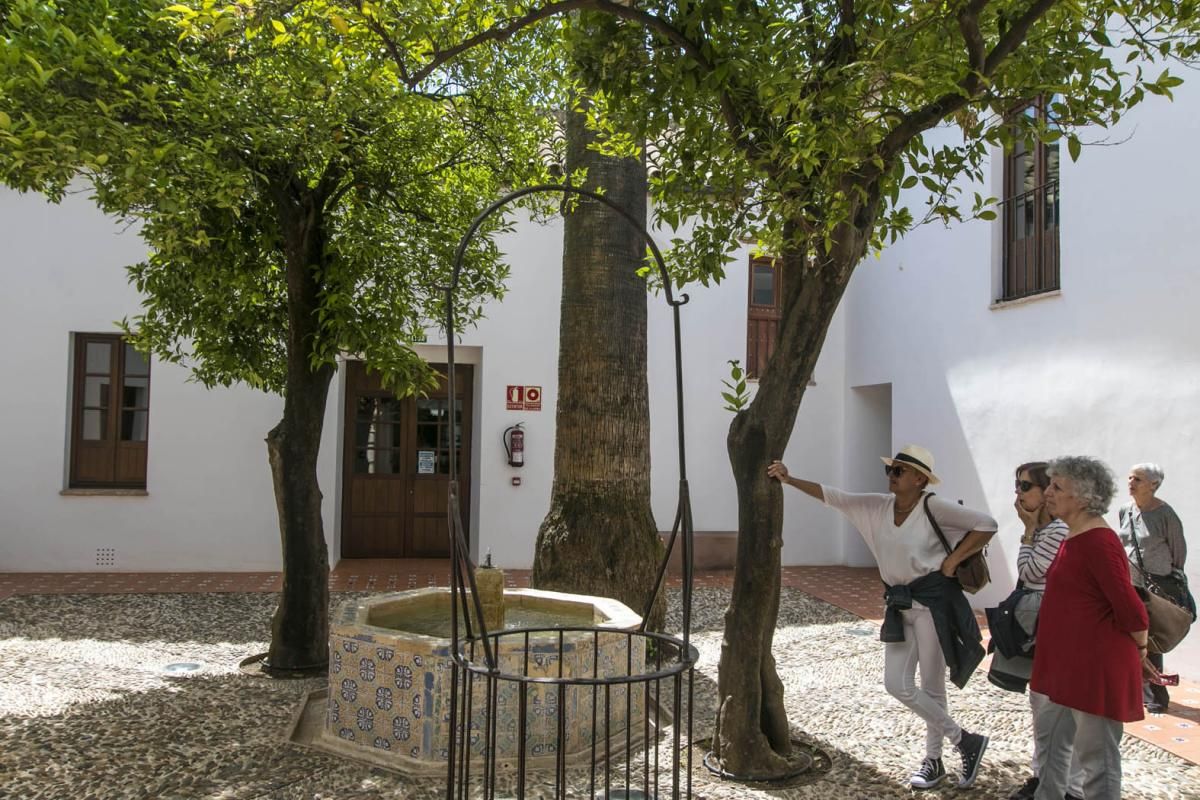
[746,257,782,378]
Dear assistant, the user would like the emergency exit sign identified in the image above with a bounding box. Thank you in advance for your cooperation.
[506,385,542,411]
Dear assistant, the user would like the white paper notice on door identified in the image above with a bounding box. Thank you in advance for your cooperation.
[417,450,436,474]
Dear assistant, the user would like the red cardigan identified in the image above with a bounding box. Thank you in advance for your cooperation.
[1030,526,1149,722]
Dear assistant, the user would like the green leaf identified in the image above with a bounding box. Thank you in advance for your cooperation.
[1067,136,1082,163]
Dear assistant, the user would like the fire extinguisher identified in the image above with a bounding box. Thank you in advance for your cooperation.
[503,423,524,468]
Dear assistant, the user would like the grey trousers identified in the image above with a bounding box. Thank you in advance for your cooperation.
[1029,691,1084,796]
[1033,699,1124,800]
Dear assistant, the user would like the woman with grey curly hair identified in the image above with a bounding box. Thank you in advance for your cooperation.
[1028,456,1157,800]
[1118,462,1191,713]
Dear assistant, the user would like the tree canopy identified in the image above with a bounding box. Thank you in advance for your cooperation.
[0,0,560,671]
[0,0,557,392]
[554,0,1199,279]
[550,0,1200,776]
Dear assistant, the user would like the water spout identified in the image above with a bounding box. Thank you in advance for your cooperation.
[474,556,504,633]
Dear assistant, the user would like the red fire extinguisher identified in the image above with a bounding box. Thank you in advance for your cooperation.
[503,423,524,468]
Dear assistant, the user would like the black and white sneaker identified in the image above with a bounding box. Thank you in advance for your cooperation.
[956,730,989,788]
[910,756,947,789]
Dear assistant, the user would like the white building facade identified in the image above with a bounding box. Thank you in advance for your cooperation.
[2,80,1196,670]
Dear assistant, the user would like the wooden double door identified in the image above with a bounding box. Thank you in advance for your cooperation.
[340,362,472,558]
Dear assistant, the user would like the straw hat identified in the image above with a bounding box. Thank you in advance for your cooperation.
[881,444,941,485]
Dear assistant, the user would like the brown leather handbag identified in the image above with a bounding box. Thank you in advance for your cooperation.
[925,495,991,594]
[1127,510,1193,654]
[1137,585,1193,654]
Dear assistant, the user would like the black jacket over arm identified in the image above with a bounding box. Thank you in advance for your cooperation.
[881,571,985,689]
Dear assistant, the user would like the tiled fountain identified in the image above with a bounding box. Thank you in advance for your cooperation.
[291,567,644,775]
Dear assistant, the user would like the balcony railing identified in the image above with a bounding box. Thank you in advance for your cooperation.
[1001,179,1059,301]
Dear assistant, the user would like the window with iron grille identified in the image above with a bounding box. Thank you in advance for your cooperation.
[1001,98,1060,301]
[746,256,781,378]
[69,333,151,488]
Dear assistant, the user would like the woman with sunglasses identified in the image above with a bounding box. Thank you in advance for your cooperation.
[1001,462,1083,800]
[768,444,996,791]
[1117,462,1190,713]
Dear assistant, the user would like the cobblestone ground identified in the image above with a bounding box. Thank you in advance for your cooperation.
[1,589,1196,799]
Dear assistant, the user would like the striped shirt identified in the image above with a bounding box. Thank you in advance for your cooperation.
[1016,519,1069,591]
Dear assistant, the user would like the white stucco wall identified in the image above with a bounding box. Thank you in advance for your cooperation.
[0,189,322,571]
[0,192,848,573]
[847,80,1200,674]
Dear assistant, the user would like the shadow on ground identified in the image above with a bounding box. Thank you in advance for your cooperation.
[1,589,1195,799]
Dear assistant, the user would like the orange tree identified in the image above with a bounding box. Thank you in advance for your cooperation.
[0,0,554,672]
[377,0,1200,776]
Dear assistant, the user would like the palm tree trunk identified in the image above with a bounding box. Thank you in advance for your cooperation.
[531,101,665,629]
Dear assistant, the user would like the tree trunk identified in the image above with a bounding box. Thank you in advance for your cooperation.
[531,103,666,630]
[264,180,335,674]
[714,239,857,776]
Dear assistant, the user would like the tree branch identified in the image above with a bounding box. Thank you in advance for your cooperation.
[959,0,989,75]
[983,0,1058,74]
[355,1,412,86]
[831,0,858,64]
[373,0,773,185]
[405,0,713,88]
[876,0,1059,166]
[799,0,820,56]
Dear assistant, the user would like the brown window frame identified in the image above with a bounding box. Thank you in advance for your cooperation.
[1000,97,1061,301]
[746,256,782,379]
[68,332,151,489]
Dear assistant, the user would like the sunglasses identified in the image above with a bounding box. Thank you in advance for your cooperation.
[884,464,910,478]
[1015,480,1038,492]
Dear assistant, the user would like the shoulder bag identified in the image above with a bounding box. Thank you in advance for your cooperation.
[1126,507,1193,654]
[925,494,991,594]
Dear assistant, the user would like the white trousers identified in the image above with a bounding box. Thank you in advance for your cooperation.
[883,604,962,759]
[1029,690,1084,796]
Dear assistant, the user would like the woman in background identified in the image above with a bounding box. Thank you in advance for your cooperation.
[1118,462,1189,713]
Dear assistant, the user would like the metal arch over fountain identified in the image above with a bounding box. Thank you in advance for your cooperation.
[441,184,698,800]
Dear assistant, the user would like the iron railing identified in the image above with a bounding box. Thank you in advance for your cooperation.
[1000,179,1060,301]
[440,185,698,800]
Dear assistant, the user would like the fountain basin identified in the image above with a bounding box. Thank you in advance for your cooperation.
[317,587,644,774]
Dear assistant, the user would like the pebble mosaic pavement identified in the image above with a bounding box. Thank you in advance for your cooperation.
[0,561,1197,799]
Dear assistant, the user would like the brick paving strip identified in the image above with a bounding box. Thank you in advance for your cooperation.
[2,561,1196,766]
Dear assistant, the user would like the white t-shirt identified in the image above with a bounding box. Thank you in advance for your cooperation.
[822,486,999,586]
